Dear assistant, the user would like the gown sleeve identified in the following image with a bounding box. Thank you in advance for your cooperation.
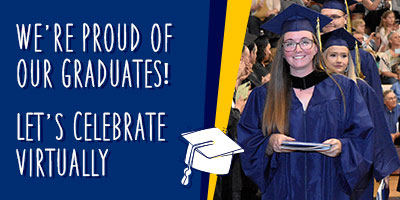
[351,49,384,106]
[336,79,375,194]
[237,85,276,193]
[358,80,400,180]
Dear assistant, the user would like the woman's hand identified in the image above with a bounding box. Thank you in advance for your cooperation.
[319,138,342,157]
[237,61,252,82]
[235,96,248,114]
[266,134,295,155]
[261,73,271,84]
[235,61,252,90]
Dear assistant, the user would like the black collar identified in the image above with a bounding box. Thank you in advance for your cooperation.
[290,71,329,90]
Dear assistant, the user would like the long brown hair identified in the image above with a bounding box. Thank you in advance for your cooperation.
[262,34,331,136]
[378,10,395,33]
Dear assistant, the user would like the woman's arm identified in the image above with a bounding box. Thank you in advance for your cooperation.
[361,0,382,11]
[381,70,398,78]
[272,0,280,14]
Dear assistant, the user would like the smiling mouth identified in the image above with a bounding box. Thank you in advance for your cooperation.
[293,55,306,59]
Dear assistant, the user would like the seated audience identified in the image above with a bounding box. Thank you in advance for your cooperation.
[352,18,380,51]
[378,31,400,84]
[251,35,272,85]
[248,0,280,36]
[378,10,399,52]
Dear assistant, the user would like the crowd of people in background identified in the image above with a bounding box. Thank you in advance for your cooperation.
[213,0,400,199]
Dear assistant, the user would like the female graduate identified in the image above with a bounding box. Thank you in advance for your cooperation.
[321,28,400,199]
[237,4,374,200]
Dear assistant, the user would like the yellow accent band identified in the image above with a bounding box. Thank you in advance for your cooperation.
[207,0,251,199]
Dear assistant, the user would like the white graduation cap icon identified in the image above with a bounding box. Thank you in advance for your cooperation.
[181,128,244,186]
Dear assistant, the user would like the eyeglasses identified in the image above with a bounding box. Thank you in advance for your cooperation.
[385,97,397,101]
[282,38,314,52]
[326,14,345,20]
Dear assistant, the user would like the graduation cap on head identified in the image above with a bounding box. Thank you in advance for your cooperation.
[321,28,357,50]
[261,4,332,35]
[321,0,358,33]
[181,128,244,186]
[322,0,358,13]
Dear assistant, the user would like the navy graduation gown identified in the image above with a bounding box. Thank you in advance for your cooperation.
[351,79,400,200]
[238,75,374,200]
[350,49,383,106]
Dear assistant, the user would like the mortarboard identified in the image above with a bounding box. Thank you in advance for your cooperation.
[260,4,332,35]
[321,28,357,50]
[180,128,244,186]
[322,0,358,13]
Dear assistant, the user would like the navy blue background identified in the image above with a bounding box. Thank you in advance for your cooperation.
[0,0,227,199]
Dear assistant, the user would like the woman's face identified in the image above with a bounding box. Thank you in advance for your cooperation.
[250,45,258,65]
[325,46,349,74]
[389,32,400,48]
[355,23,365,34]
[264,43,272,61]
[384,13,395,26]
[283,31,318,74]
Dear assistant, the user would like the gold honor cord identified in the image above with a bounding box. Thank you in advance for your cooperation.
[344,0,352,33]
[316,17,324,70]
[355,41,365,79]
[344,0,365,79]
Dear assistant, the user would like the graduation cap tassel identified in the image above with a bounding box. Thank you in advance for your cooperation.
[344,0,352,33]
[316,17,322,52]
[316,17,325,70]
[354,41,365,79]
[181,141,214,186]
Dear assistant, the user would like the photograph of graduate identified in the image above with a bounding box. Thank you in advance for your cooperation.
[236,3,400,200]
[213,0,400,199]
